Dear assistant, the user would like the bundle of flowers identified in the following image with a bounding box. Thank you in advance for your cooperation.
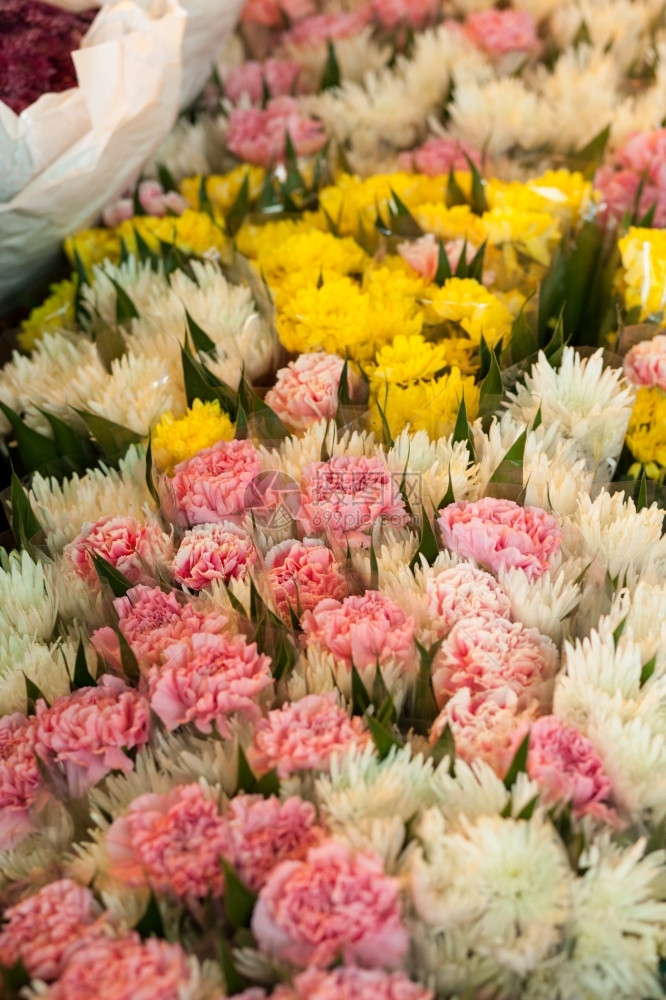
[2,0,666,998]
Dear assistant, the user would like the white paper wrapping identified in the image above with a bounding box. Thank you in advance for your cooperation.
[0,0,244,306]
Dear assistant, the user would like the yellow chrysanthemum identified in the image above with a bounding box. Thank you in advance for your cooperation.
[19,278,76,350]
[276,275,421,361]
[152,399,235,471]
[618,228,666,319]
[423,277,513,349]
[369,367,480,440]
[526,170,592,224]
[235,212,327,259]
[368,334,452,384]
[258,229,367,288]
[481,205,561,270]
[363,263,427,304]
[319,172,449,239]
[625,386,666,470]
[180,166,266,218]
[411,203,487,245]
[64,228,121,274]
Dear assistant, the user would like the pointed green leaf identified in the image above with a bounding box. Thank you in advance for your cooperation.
[463,152,488,214]
[386,190,423,238]
[509,302,538,364]
[236,744,258,794]
[255,768,280,797]
[366,714,402,759]
[157,163,177,193]
[226,173,250,238]
[24,674,47,714]
[409,506,439,571]
[369,540,379,590]
[479,347,503,414]
[612,615,628,645]
[186,309,216,355]
[430,721,455,769]
[503,731,530,789]
[489,428,527,485]
[73,409,143,462]
[321,40,341,90]
[636,468,648,511]
[0,402,59,472]
[109,277,139,325]
[374,383,394,449]
[572,124,611,180]
[446,167,467,208]
[9,469,41,544]
[219,936,246,995]
[221,859,258,929]
[237,376,290,441]
[73,638,96,689]
[437,465,456,509]
[136,893,165,939]
[516,794,539,820]
[466,240,487,283]
[408,640,441,734]
[37,408,95,465]
[452,397,475,462]
[145,435,161,508]
[199,174,214,219]
[640,654,657,687]
[0,958,30,996]
[434,238,452,285]
[351,664,371,716]
[91,552,133,598]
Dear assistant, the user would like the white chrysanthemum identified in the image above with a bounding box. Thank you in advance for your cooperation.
[557,630,646,718]
[262,421,377,483]
[152,728,238,794]
[83,257,168,328]
[0,332,99,437]
[587,712,666,818]
[431,757,511,820]
[534,47,621,154]
[0,801,75,891]
[409,810,571,978]
[387,429,479,512]
[567,491,666,582]
[511,0,569,21]
[47,563,107,628]
[527,839,666,1000]
[144,116,214,182]
[0,636,74,715]
[281,28,391,90]
[598,581,666,675]
[70,350,184,436]
[522,423,594,516]
[550,0,648,73]
[316,744,438,868]
[304,640,416,715]
[287,651,336,702]
[450,77,553,156]
[505,348,635,473]
[0,550,57,642]
[471,411,527,494]
[30,444,152,555]
[500,566,581,645]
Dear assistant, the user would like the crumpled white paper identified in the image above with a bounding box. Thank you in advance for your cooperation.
[0,0,243,306]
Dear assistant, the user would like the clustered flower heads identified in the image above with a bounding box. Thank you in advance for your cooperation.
[5,1,666,998]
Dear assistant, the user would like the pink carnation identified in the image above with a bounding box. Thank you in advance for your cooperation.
[281,9,372,47]
[242,0,315,27]
[170,438,261,525]
[63,515,173,589]
[424,563,512,638]
[149,632,273,736]
[221,794,323,891]
[465,9,539,56]
[247,692,369,779]
[227,96,327,168]
[265,538,348,622]
[431,614,558,710]
[398,136,481,176]
[102,181,187,228]
[299,454,409,549]
[35,676,150,798]
[438,497,562,580]
[0,879,108,982]
[0,713,43,849]
[595,129,666,227]
[45,933,193,1000]
[430,686,538,775]
[225,58,302,105]
[252,839,408,968]
[623,334,666,391]
[397,235,484,283]
[370,0,441,31]
[172,523,257,590]
[92,584,227,672]
[301,590,417,679]
[618,128,666,183]
[282,966,435,1000]
[523,715,617,821]
[106,783,228,899]
[264,352,357,432]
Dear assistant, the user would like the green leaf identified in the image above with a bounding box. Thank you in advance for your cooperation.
[437,465,456,509]
[369,539,379,590]
[386,189,423,238]
[236,744,258,794]
[0,401,59,473]
[409,506,439,571]
[73,409,143,463]
[466,240,487,283]
[543,308,568,366]
[636,467,648,511]
[479,346,503,414]
[452,396,476,463]
[572,124,611,180]
[503,732,530,789]
[73,638,95,689]
[434,238,452,286]
[351,664,371,716]
[157,163,177,193]
[408,640,441,734]
[637,200,657,228]
[321,40,341,90]
[91,553,133,598]
[221,859,258,929]
[612,615,628,645]
[145,435,161,508]
[508,301,538,364]
[136,893,165,939]
[562,220,603,336]
[374,382,394,449]
[640,654,656,687]
[464,152,488,214]
[430,721,455,770]
[24,674,47,714]
[219,936,246,995]
[282,132,306,198]
[255,768,280,797]
[109,277,139,325]
[237,376,290,441]
[226,173,250,238]
[186,309,216,355]
[0,958,30,997]
[199,174,214,219]
[9,469,42,545]
[516,794,539,820]
[446,167,467,208]
[180,347,237,417]
[489,428,527,485]
[366,714,402,759]
[37,408,95,466]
